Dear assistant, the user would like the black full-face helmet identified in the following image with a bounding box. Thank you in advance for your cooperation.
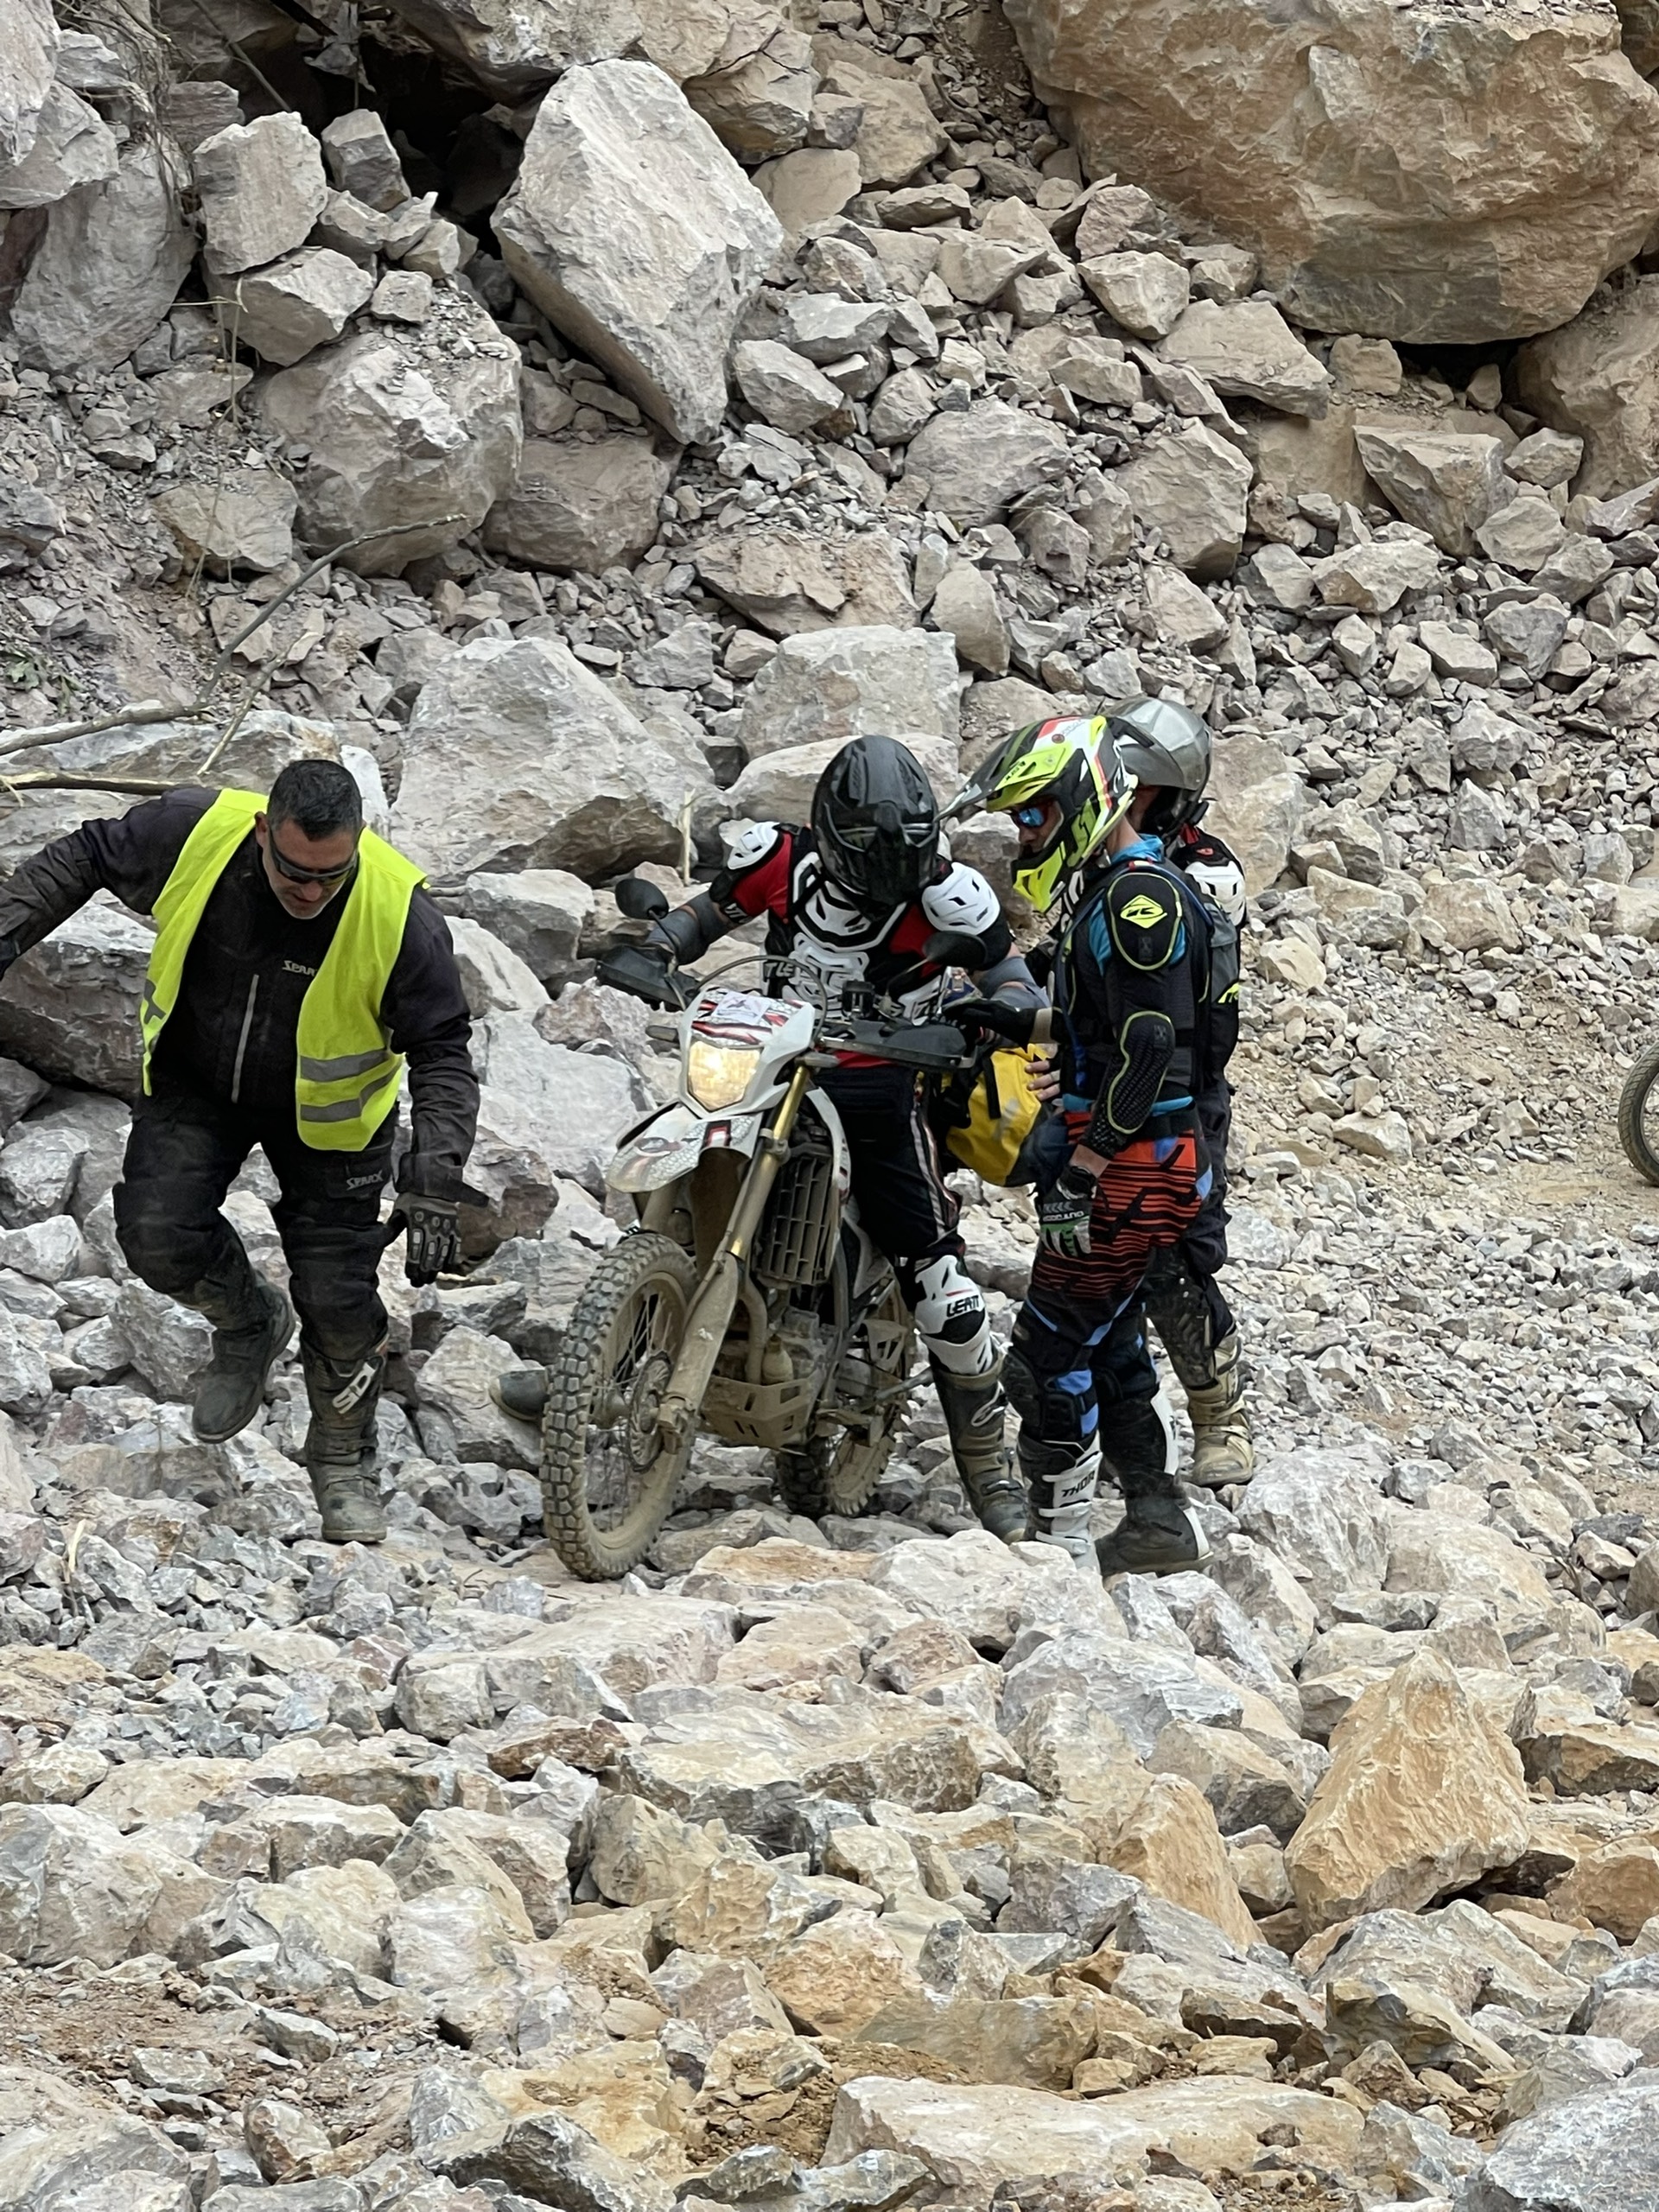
[810,734,941,910]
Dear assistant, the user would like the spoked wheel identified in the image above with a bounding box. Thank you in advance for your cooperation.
[774,1279,914,1520]
[538,1232,698,1579]
[1620,1037,1659,1186]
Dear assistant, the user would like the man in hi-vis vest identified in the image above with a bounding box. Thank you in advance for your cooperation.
[0,759,478,1543]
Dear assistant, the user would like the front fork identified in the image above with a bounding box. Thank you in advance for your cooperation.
[655,1066,810,1452]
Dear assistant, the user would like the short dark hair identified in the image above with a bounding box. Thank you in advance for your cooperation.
[268,758,363,842]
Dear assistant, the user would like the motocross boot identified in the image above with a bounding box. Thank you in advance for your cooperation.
[190,1245,296,1445]
[1184,1330,1255,1490]
[1142,1252,1255,1491]
[303,1338,388,1544]
[1094,1391,1211,1579]
[934,1361,1029,1543]
[1020,1433,1101,1564]
[491,1365,549,1423]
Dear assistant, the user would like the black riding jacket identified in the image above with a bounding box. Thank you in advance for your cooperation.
[0,788,478,1198]
[1055,834,1219,1157]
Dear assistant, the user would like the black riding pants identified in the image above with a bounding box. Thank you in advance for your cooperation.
[113,1084,394,1367]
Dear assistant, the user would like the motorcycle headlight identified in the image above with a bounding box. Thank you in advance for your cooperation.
[686,1039,760,1110]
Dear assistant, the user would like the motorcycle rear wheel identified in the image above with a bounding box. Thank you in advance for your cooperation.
[1619,1036,1659,1187]
[773,1280,913,1521]
[538,1232,697,1580]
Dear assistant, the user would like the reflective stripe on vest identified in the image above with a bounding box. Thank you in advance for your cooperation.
[141,787,425,1151]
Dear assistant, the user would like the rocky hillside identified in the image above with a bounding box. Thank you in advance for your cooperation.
[7,0,1659,2208]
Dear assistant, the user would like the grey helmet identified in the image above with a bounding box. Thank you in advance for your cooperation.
[1107,695,1211,840]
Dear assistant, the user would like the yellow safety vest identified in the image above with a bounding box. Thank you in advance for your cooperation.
[140,788,424,1151]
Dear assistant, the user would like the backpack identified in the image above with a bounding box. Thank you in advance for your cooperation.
[938,1041,1051,1186]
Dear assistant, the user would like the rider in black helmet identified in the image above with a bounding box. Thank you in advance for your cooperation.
[504,737,1044,1544]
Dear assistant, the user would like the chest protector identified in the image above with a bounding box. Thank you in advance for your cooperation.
[141,788,423,1150]
[1058,854,1233,1100]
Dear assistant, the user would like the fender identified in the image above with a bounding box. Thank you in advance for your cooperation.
[608,1102,766,1192]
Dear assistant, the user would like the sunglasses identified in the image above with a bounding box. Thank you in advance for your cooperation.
[1010,801,1053,830]
[266,833,359,888]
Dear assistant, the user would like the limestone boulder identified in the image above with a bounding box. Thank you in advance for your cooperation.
[1464,2077,1659,2212]
[151,469,297,576]
[736,626,959,760]
[1120,422,1253,578]
[1352,427,1507,556]
[0,898,153,1097]
[1158,300,1331,417]
[1207,731,1304,893]
[462,870,595,989]
[1236,1447,1390,1608]
[0,1802,220,1966]
[1103,1775,1259,1950]
[904,401,1069,525]
[256,300,522,574]
[1079,251,1189,340]
[392,633,714,882]
[1285,1649,1530,1933]
[194,112,328,276]
[812,36,947,188]
[823,2076,1361,2192]
[232,247,374,366]
[0,80,119,210]
[10,141,195,374]
[493,60,782,444]
[380,0,645,98]
[482,433,677,573]
[1514,275,1659,499]
[684,5,817,161]
[0,0,58,170]
[1001,0,1659,343]
[695,524,918,635]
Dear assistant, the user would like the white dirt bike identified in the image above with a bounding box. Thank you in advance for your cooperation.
[531,880,982,1580]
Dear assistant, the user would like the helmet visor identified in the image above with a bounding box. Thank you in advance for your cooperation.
[821,814,936,908]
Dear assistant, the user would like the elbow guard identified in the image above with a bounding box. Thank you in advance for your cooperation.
[1087,1008,1176,1153]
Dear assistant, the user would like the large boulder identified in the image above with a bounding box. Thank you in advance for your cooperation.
[391,632,715,882]
[1001,0,1659,343]
[1120,421,1253,578]
[256,297,523,574]
[482,432,677,572]
[903,401,1069,525]
[10,140,194,373]
[736,626,959,760]
[0,0,58,170]
[192,111,327,275]
[1463,2077,1659,2211]
[379,0,645,97]
[0,80,120,210]
[1157,299,1332,417]
[1514,275,1659,499]
[493,59,782,444]
[695,524,918,635]
[1352,426,1507,556]
[1285,1649,1530,1932]
[0,898,153,1097]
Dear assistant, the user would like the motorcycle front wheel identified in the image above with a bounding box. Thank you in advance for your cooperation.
[538,1232,698,1579]
[1619,1037,1659,1186]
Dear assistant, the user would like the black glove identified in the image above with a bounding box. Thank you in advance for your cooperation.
[950,997,1048,1046]
[388,1191,461,1285]
[597,943,687,1008]
[1036,1160,1098,1261]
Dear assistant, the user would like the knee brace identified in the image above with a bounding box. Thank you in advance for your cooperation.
[1005,1342,1097,1453]
[1141,1249,1233,1390]
[908,1251,995,1377]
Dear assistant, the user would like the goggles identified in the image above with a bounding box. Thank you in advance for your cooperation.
[1010,800,1053,830]
[267,833,359,889]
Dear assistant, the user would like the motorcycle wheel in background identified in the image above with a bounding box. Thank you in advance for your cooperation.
[1619,1038,1659,1186]
[772,1277,913,1519]
[537,1232,697,1579]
